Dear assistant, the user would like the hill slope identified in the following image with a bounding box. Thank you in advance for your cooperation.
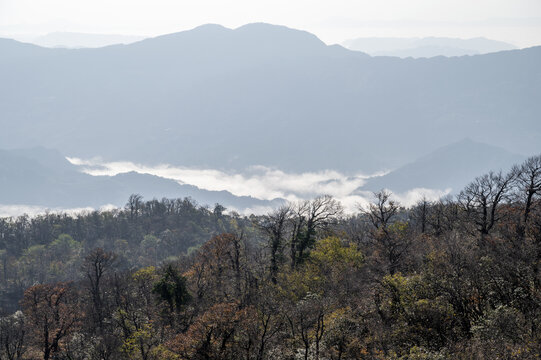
[0,148,281,211]
[363,139,525,193]
[0,24,539,173]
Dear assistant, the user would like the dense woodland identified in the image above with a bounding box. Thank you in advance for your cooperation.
[1,155,541,359]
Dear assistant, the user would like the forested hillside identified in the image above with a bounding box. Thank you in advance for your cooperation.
[0,195,251,313]
[1,155,541,359]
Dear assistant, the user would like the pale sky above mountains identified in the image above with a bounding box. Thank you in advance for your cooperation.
[1,0,541,47]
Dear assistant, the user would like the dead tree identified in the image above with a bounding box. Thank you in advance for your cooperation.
[457,171,516,239]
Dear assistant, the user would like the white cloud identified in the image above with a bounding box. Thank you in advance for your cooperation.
[391,188,452,207]
[67,157,376,202]
[0,157,451,218]
[343,188,451,214]
[66,157,449,215]
[0,204,117,218]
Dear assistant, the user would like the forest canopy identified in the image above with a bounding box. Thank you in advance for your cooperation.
[1,155,541,359]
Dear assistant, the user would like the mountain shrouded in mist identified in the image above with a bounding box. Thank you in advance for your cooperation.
[0,147,283,210]
[0,23,540,213]
[364,138,525,193]
[0,23,539,175]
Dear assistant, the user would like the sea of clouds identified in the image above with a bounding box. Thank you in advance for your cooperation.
[67,157,450,214]
[0,157,451,218]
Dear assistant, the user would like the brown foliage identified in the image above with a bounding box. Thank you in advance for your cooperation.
[167,302,257,360]
[21,283,80,360]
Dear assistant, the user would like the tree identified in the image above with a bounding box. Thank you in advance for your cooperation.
[21,283,79,360]
[114,267,162,360]
[363,190,399,232]
[457,171,515,239]
[412,197,430,234]
[167,302,256,360]
[140,235,160,266]
[363,191,410,274]
[258,206,292,283]
[287,293,327,360]
[153,264,191,313]
[0,311,26,360]
[188,233,247,305]
[290,196,343,268]
[307,237,364,298]
[48,234,81,279]
[127,194,144,221]
[515,155,541,234]
[81,248,117,331]
[81,248,119,360]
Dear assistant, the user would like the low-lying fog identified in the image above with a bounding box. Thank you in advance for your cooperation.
[67,157,450,213]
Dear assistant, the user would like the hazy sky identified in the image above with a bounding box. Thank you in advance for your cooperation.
[1,0,541,46]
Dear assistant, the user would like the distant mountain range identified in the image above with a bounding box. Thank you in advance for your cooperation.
[24,32,146,48]
[0,147,282,211]
[0,24,539,174]
[343,37,517,58]
[363,138,525,193]
[0,23,539,213]
[0,140,526,213]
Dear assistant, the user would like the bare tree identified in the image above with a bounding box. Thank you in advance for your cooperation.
[363,190,399,232]
[126,194,143,220]
[362,190,410,274]
[457,171,516,238]
[82,248,117,331]
[412,196,430,234]
[338,214,372,246]
[289,196,343,268]
[427,196,460,236]
[515,155,541,232]
[0,311,25,360]
[287,293,327,360]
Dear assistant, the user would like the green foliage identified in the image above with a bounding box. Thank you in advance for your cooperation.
[153,265,191,312]
[49,234,79,253]
[0,196,249,314]
[309,236,363,269]
[379,273,457,352]
[133,266,157,282]
[141,234,159,249]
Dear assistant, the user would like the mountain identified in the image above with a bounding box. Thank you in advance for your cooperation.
[363,139,525,193]
[28,32,146,48]
[343,37,517,58]
[0,148,282,211]
[0,23,539,175]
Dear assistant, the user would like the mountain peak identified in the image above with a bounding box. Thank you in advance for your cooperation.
[189,23,231,34]
[235,22,313,35]
[128,22,336,59]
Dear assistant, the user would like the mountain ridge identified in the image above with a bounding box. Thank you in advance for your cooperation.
[0,147,283,211]
[363,138,526,193]
[0,23,539,175]
[343,36,517,58]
